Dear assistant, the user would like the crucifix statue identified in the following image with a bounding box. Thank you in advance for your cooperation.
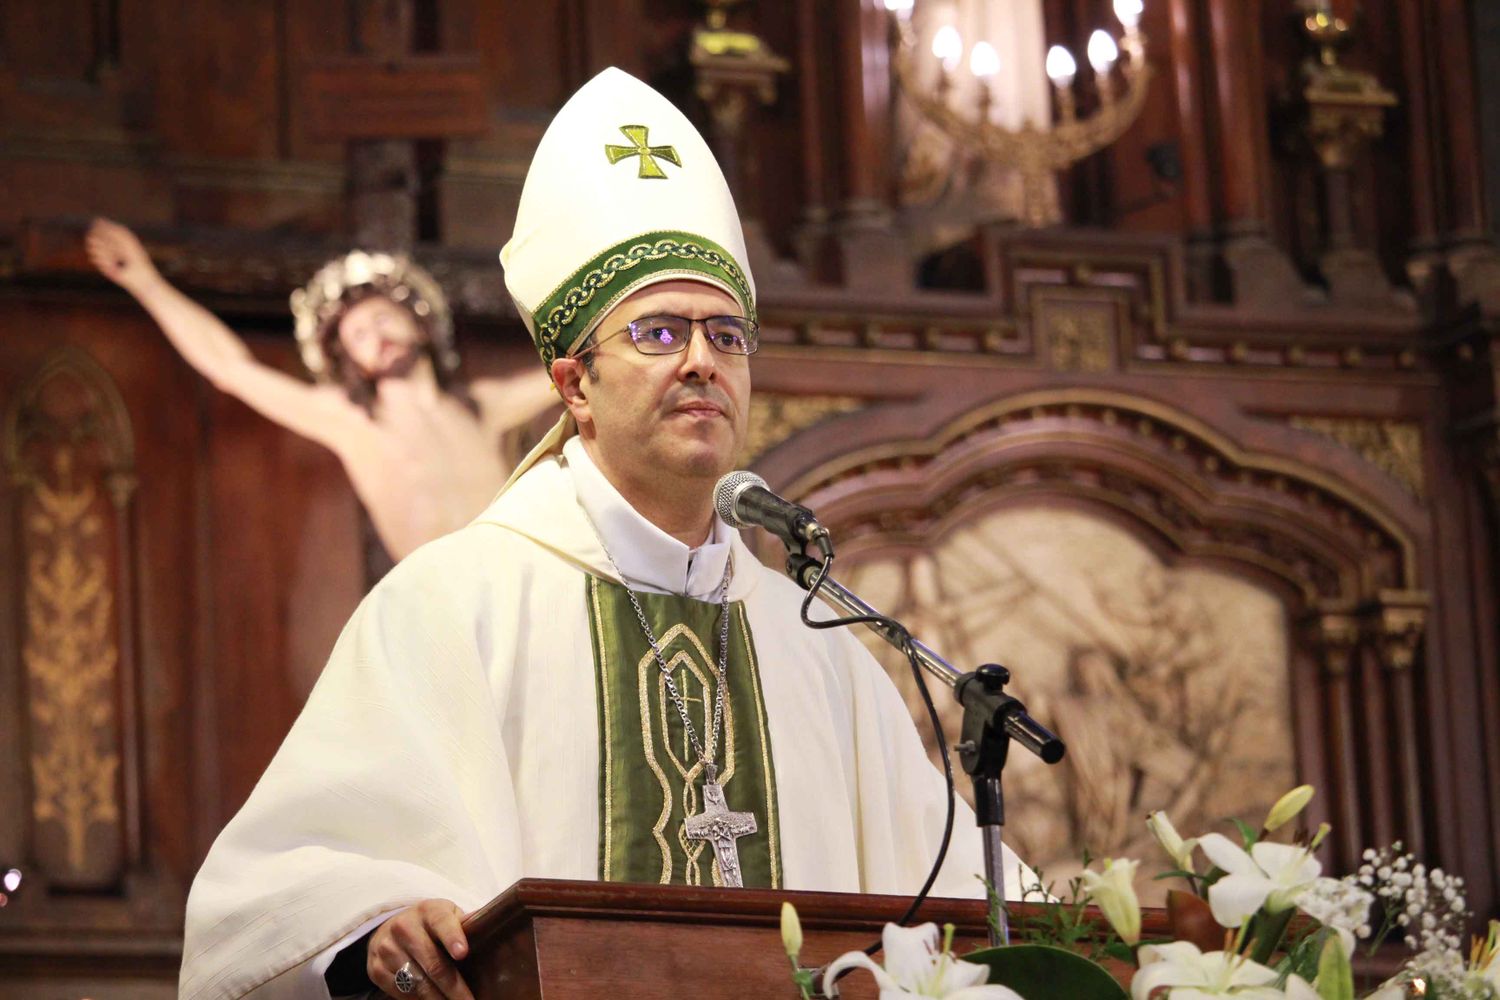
[684,767,758,888]
[84,4,557,578]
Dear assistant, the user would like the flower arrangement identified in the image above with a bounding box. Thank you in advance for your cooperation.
[781,787,1499,999]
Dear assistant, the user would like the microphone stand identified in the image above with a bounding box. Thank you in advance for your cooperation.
[785,554,1065,948]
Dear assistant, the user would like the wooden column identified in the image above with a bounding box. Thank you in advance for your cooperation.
[1431,0,1488,244]
[1364,594,1429,858]
[1205,0,1304,308]
[1395,0,1441,262]
[791,0,834,280]
[1166,0,1218,299]
[1309,610,1364,869]
[1429,0,1500,310]
[826,0,912,292]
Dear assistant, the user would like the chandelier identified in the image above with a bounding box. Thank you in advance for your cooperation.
[883,0,1153,228]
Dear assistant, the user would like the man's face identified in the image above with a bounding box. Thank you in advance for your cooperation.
[336,295,425,380]
[558,279,751,488]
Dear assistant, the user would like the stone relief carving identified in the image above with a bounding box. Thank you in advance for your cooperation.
[838,506,1294,899]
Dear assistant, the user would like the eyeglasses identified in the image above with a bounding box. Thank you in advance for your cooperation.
[586,314,760,358]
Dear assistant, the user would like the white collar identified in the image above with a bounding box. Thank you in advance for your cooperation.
[563,437,733,600]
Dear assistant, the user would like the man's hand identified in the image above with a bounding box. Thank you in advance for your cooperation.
[367,899,474,999]
[85,218,162,294]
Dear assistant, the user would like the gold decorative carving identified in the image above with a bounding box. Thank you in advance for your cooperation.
[4,348,135,884]
[1289,417,1424,499]
[1360,590,1428,672]
[1031,288,1120,374]
[24,448,122,871]
[1047,311,1113,372]
[739,394,864,467]
[1304,609,1360,677]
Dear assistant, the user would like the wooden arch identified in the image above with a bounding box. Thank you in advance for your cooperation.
[764,387,1430,869]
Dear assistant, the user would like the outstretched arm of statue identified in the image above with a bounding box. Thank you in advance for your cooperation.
[469,367,562,440]
[85,218,359,447]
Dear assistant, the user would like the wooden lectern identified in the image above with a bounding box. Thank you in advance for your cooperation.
[457,879,1163,998]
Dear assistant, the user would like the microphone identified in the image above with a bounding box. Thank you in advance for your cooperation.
[713,471,832,555]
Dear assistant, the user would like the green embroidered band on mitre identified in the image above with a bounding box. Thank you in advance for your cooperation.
[530,230,756,369]
[587,574,781,888]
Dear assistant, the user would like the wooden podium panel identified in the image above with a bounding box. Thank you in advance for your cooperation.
[459,879,1167,999]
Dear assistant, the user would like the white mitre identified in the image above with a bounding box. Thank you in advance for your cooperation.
[495,65,755,493]
[501,65,755,368]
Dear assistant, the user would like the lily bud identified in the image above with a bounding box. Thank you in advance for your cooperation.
[1081,857,1142,945]
[1263,785,1315,833]
[1147,811,1199,871]
[781,901,804,960]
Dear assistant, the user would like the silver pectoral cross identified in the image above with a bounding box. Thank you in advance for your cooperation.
[683,766,758,888]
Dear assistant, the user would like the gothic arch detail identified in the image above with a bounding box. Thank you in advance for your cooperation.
[774,388,1429,871]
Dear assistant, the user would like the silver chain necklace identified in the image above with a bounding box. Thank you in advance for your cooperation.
[584,513,759,887]
[586,517,732,777]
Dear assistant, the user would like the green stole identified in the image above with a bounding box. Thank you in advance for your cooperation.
[586,574,782,888]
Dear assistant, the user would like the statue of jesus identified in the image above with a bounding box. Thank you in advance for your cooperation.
[86,219,559,561]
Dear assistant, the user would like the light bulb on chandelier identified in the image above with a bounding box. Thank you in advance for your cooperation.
[1088,30,1119,75]
[1087,30,1120,101]
[884,0,1153,227]
[932,25,964,74]
[970,40,1000,79]
[1114,0,1144,30]
[1045,45,1077,88]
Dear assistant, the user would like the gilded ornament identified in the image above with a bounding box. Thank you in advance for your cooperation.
[1289,417,1425,499]
[1047,311,1113,372]
[4,348,133,883]
[740,394,864,466]
[23,449,122,872]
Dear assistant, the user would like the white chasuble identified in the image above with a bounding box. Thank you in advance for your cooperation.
[179,439,1029,999]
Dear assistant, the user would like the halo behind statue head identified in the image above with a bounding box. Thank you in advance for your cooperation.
[289,250,459,382]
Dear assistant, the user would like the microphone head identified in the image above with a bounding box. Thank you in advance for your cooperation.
[713,470,768,528]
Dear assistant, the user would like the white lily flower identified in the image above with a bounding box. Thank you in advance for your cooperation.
[823,923,1027,999]
[1081,857,1143,945]
[1131,941,1288,998]
[1280,973,1320,999]
[1469,919,1500,990]
[1198,833,1322,929]
[1148,811,1200,872]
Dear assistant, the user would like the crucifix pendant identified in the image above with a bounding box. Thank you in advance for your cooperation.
[683,765,758,888]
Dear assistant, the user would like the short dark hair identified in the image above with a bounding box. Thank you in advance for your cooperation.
[574,332,601,381]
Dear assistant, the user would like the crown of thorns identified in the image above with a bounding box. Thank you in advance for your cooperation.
[289,250,459,381]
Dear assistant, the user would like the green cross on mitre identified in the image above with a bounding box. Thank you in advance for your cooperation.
[604,124,682,179]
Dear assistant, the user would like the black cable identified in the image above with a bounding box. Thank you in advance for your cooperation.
[797,553,958,962]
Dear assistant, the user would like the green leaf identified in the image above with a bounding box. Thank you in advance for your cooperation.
[967,944,1129,1000]
[1248,908,1295,966]
[1315,936,1354,1000]
[1284,927,1328,984]
[1231,818,1260,849]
